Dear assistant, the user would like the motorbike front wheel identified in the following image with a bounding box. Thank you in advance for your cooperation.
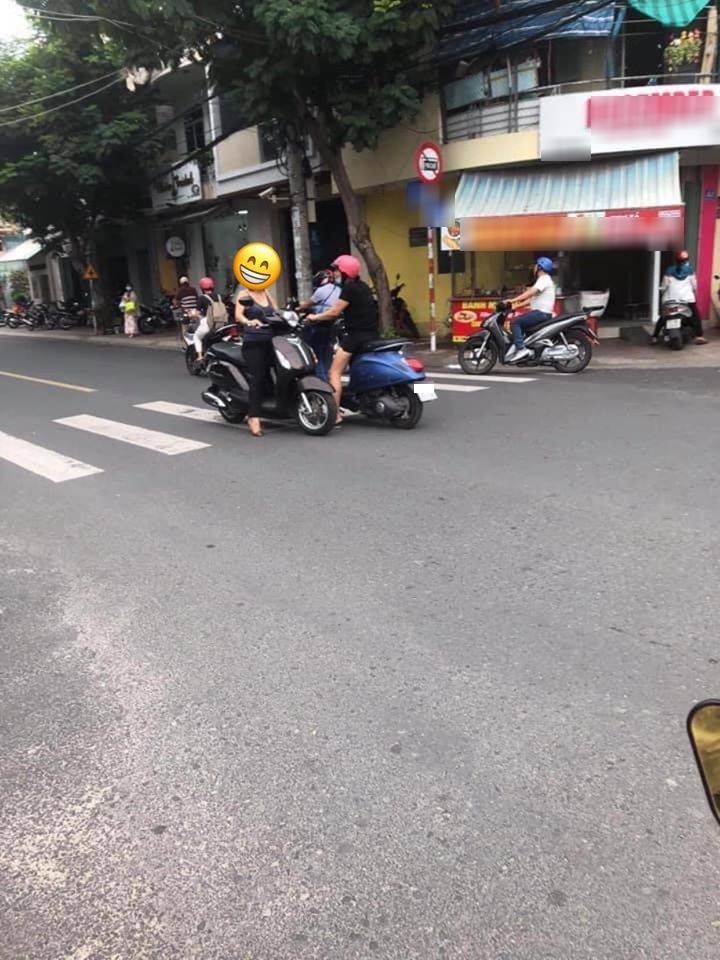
[459,337,498,375]
[552,331,593,373]
[390,385,423,429]
[220,405,246,424]
[297,390,337,435]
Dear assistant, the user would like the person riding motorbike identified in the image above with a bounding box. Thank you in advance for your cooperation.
[653,251,707,345]
[193,277,227,363]
[307,254,379,426]
[300,269,341,379]
[175,276,199,318]
[506,257,556,363]
[234,283,279,438]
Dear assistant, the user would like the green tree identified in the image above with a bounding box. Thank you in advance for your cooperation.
[0,30,161,321]
[23,0,455,330]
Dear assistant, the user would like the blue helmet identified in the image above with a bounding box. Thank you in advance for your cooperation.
[536,257,553,273]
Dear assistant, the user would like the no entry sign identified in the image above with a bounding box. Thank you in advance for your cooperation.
[415,141,443,184]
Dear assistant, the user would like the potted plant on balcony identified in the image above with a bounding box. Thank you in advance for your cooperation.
[663,29,703,78]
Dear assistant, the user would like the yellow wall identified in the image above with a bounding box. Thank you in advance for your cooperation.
[215,127,262,177]
[365,188,452,337]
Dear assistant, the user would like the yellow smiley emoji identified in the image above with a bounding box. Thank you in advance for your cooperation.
[233,242,282,291]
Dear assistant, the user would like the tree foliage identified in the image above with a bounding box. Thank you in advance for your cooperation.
[0,30,160,256]
[23,0,456,328]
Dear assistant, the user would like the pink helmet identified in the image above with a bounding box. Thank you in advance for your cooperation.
[199,276,215,291]
[332,255,361,280]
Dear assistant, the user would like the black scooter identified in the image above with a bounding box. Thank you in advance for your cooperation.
[458,302,597,375]
[201,311,337,436]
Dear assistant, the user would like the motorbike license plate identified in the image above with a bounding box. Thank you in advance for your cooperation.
[666,316,682,330]
[414,382,437,402]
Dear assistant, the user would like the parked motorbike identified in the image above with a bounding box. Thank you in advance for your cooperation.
[458,302,597,375]
[201,310,338,435]
[183,319,241,375]
[391,274,419,339]
[656,300,694,350]
[340,337,435,429]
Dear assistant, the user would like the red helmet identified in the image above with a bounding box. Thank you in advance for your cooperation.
[199,276,215,291]
[332,255,361,280]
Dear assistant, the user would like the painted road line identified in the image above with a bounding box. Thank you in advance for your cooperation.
[55,415,210,455]
[0,430,102,483]
[431,371,536,384]
[432,383,489,393]
[0,370,96,393]
[135,401,220,423]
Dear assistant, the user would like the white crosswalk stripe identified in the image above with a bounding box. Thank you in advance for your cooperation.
[135,400,221,423]
[0,429,103,483]
[432,383,488,393]
[54,415,210,455]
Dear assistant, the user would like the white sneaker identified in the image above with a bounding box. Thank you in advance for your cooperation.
[505,344,517,359]
[508,347,531,363]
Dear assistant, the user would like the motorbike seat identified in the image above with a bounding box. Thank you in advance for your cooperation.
[207,342,246,366]
[358,338,410,353]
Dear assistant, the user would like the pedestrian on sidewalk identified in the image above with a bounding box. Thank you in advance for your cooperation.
[119,284,138,338]
[654,251,707,345]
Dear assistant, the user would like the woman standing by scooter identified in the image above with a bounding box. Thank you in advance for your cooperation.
[235,284,279,437]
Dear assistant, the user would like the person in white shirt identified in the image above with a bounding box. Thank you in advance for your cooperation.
[506,257,556,362]
[653,251,707,345]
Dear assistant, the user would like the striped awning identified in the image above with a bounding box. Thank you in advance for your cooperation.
[454,152,684,250]
[456,152,681,218]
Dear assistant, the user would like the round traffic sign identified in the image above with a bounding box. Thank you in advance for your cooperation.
[415,141,443,184]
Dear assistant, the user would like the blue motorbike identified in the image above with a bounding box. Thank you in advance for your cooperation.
[341,338,436,429]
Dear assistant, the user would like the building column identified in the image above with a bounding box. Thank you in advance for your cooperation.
[650,251,661,329]
[695,166,718,322]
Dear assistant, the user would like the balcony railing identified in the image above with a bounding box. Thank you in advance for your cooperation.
[443,72,720,143]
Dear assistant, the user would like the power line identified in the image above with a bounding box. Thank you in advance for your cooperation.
[0,75,122,128]
[0,69,119,115]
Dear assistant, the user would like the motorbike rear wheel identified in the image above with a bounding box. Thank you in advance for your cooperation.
[390,385,423,429]
[138,314,156,335]
[552,331,592,373]
[297,390,337,435]
[459,337,498,375]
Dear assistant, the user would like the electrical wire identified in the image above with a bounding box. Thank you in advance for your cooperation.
[0,75,122,128]
[0,68,119,114]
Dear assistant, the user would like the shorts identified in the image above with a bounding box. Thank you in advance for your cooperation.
[339,331,378,354]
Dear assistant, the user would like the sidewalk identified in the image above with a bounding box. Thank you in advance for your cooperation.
[3,324,720,369]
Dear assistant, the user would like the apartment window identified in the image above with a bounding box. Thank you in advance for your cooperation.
[258,123,280,164]
[184,106,206,153]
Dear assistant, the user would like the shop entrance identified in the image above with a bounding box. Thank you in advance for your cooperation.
[563,249,651,322]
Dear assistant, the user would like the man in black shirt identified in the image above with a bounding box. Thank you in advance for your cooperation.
[307,254,379,425]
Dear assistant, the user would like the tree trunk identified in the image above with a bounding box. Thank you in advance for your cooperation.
[304,113,393,334]
[286,139,313,302]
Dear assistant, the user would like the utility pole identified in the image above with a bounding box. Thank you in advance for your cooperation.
[285,136,313,303]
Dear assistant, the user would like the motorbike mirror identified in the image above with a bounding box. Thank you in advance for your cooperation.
[687,700,720,826]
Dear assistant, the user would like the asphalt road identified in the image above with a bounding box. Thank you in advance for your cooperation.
[1,336,720,960]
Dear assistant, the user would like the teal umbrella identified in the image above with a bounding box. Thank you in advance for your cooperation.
[630,0,711,26]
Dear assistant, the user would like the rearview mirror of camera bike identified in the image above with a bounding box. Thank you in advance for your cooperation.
[687,700,720,826]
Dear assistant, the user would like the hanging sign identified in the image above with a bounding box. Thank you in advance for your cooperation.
[83,264,99,281]
[415,141,443,184]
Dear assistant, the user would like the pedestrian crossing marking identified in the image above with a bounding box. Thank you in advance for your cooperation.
[135,401,221,423]
[0,371,96,392]
[54,415,210,455]
[0,429,103,483]
[431,371,536,384]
